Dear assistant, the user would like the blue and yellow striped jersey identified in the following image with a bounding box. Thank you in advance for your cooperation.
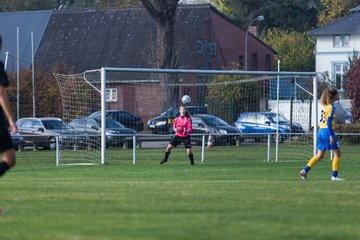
[319,104,336,135]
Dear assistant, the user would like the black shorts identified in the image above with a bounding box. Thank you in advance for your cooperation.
[0,128,14,152]
[170,135,192,149]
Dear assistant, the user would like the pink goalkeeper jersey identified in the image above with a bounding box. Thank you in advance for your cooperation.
[173,115,192,137]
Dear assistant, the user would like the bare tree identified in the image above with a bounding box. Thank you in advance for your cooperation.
[140,0,180,109]
[140,0,179,69]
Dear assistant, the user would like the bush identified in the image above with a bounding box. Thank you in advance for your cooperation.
[344,57,360,122]
[334,123,360,144]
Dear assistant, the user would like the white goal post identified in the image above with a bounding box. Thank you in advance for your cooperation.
[54,67,319,165]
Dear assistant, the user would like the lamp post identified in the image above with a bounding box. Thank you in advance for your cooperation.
[244,15,264,71]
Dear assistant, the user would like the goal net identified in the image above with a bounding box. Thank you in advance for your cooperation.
[54,70,102,165]
[53,68,318,165]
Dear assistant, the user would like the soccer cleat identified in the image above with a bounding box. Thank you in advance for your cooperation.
[160,159,167,165]
[299,170,307,180]
[190,160,194,165]
[331,176,345,181]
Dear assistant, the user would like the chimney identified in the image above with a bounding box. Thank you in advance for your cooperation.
[248,26,259,37]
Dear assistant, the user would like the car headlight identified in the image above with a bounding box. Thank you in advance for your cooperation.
[156,121,167,126]
[219,129,227,134]
[209,129,220,134]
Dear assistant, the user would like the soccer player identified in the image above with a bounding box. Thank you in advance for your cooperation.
[160,105,194,165]
[0,35,16,177]
[299,87,344,181]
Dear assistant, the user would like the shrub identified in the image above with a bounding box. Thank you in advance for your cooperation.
[334,123,360,144]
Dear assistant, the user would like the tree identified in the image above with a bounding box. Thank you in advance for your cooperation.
[318,0,360,25]
[262,28,315,71]
[7,68,62,119]
[140,0,180,109]
[207,71,270,123]
[139,0,179,69]
[344,57,360,122]
[212,0,320,32]
[0,0,56,12]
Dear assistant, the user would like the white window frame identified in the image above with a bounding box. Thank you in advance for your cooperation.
[332,62,349,90]
[333,34,350,47]
[106,88,118,102]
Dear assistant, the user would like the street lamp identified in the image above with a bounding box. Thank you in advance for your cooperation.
[244,15,264,71]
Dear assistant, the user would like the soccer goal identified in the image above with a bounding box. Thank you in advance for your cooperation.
[53,68,319,165]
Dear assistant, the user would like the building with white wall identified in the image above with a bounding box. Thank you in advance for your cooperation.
[307,6,360,98]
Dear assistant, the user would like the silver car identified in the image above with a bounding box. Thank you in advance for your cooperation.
[16,117,85,150]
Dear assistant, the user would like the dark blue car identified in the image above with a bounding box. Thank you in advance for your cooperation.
[234,112,304,141]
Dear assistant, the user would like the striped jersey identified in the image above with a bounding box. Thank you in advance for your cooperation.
[319,103,336,136]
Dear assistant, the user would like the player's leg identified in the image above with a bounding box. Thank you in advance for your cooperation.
[160,144,174,164]
[161,136,180,164]
[331,148,344,180]
[300,129,327,180]
[299,150,325,180]
[184,137,194,165]
[0,129,16,177]
[186,148,194,165]
[0,148,16,177]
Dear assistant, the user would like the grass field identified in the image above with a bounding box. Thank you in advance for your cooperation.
[1,145,360,240]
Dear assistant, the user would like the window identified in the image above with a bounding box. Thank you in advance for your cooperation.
[343,35,350,46]
[251,53,258,71]
[333,35,350,47]
[106,88,117,102]
[238,55,244,69]
[265,55,271,71]
[244,114,256,123]
[333,63,349,89]
[196,40,203,53]
[209,43,217,56]
[256,114,267,124]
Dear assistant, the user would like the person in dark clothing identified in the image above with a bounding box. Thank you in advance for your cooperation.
[0,35,16,177]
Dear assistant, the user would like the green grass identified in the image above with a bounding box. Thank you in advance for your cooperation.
[1,145,360,240]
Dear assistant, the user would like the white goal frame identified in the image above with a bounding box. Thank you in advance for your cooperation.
[97,67,318,165]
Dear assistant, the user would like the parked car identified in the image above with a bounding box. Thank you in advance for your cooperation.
[69,117,136,147]
[89,110,144,132]
[16,117,85,150]
[191,114,242,146]
[234,112,305,141]
[344,108,352,124]
[10,131,25,151]
[147,106,208,134]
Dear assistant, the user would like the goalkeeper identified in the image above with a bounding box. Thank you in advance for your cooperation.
[160,105,194,165]
[0,35,16,177]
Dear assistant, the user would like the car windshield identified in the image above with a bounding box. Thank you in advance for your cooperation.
[200,115,228,127]
[266,113,288,123]
[160,108,177,117]
[42,120,72,130]
[95,119,125,128]
[160,107,207,117]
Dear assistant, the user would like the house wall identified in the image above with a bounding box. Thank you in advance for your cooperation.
[210,10,274,70]
[315,34,360,74]
[107,84,161,129]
